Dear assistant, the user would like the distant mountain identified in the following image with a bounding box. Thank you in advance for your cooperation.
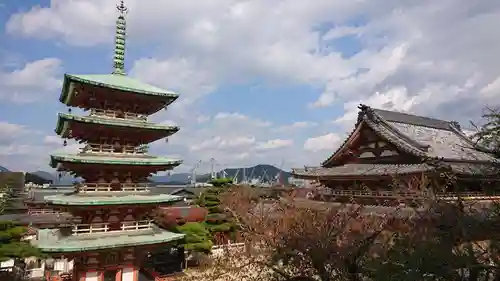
[31,171,76,185]
[221,164,291,184]
[151,164,291,184]
[0,168,53,184]
[25,173,53,185]
[31,171,56,182]
[19,164,291,185]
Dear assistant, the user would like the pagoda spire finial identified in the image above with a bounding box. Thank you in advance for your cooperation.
[112,0,128,75]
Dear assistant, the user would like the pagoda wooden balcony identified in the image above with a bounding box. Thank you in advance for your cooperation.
[319,189,500,200]
[28,208,60,215]
[78,183,150,193]
[80,143,148,155]
[89,108,148,122]
[71,220,153,235]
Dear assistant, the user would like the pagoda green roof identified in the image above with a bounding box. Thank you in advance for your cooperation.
[43,192,183,206]
[33,225,184,252]
[50,153,182,168]
[60,73,179,105]
[55,113,179,136]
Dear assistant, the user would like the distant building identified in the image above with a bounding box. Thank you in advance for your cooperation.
[292,105,499,205]
[287,177,314,188]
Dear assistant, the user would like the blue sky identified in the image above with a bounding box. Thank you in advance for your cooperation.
[0,0,499,173]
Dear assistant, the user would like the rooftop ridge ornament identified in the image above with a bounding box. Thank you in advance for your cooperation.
[112,0,128,75]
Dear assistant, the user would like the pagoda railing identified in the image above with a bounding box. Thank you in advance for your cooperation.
[28,208,60,215]
[81,143,148,155]
[320,190,500,200]
[78,183,150,193]
[72,220,153,235]
[89,108,148,122]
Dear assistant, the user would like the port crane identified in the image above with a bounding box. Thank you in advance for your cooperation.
[232,169,241,184]
[188,160,202,186]
[273,159,285,186]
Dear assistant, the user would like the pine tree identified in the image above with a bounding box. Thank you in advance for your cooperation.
[174,222,213,254]
[196,179,236,242]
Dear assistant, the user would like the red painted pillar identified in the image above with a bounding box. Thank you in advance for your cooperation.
[115,268,122,281]
[133,266,139,281]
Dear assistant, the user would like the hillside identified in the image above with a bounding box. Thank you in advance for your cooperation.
[0,166,10,172]
[221,164,291,184]
[31,171,56,182]
[151,164,291,184]
[2,164,291,185]
[30,171,76,185]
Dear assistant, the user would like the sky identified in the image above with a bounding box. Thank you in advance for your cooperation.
[0,0,499,174]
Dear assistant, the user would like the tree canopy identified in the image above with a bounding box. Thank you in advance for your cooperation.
[473,106,500,157]
[178,173,500,281]
[0,221,44,261]
[0,176,43,261]
[174,222,213,254]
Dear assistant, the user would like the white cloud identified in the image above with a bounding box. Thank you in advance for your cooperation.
[43,135,62,145]
[0,58,62,103]
[196,115,211,124]
[334,86,424,128]
[304,133,341,153]
[256,139,294,150]
[8,1,500,118]
[190,136,256,151]
[277,121,318,132]
[214,112,248,121]
[4,0,500,173]
[480,76,500,99]
[213,112,271,127]
[0,122,28,144]
[131,57,216,105]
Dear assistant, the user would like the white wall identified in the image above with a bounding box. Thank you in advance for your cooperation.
[0,259,14,272]
[0,259,14,268]
[22,257,73,279]
[122,267,136,281]
[54,258,73,272]
[85,271,99,281]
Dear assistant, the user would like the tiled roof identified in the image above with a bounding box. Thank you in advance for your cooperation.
[388,121,495,162]
[55,113,179,135]
[293,162,498,179]
[367,105,497,163]
[322,105,498,167]
[43,192,184,206]
[372,108,452,130]
[33,225,184,252]
[27,188,74,203]
[292,164,435,179]
[60,74,179,105]
[50,153,183,167]
[0,213,77,225]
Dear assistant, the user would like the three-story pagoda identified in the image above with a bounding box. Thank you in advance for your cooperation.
[32,2,186,280]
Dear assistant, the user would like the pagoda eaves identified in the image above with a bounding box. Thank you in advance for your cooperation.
[34,227,184,253]
[60,74,179,115]
[55,112,179,144]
